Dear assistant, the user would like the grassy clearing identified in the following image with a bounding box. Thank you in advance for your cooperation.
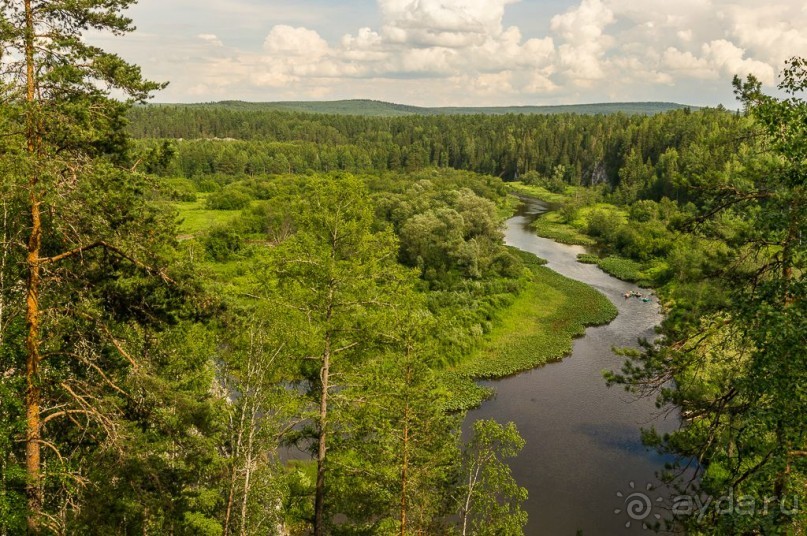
[445,257,617,409]
[530,212,596,246]
[571,203,629,229]
[174,194,244,235]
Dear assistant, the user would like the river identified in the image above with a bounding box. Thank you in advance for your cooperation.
[465,196,680,535]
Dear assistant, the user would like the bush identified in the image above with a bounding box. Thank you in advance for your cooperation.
[203,225,243,261]
[629,199,658,222]
[586,209,622,240]
[576,253,599,264]
[162,178,197,202]
[206,187,252,210]
[597,256,645,282]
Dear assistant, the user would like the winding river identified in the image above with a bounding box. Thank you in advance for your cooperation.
[465,197,679,535]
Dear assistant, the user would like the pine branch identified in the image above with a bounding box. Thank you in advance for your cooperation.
[39,240,175,283]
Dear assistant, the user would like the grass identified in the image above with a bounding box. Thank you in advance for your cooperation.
[570,203,629,229]
[530,212,596,246]
[575,253,659,286]
[506,181,572,204]
[174,194,245,235]
[444,254,618,410]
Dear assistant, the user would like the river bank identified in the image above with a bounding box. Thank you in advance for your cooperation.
[465,196,678,535]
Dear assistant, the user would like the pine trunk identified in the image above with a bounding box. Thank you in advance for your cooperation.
[313,339,330,536]
[23,0,43,531]
[400,405,409,536]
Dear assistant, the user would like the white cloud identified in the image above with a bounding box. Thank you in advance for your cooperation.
[723,4,807,65]
[663,47,715,79]
[553,7,614,81]
[702,39,776,84]
[92,0,807,106]
[551,0,614,46]
[197,33,223,47]
[263,25,330,59]
[378,0,518,47]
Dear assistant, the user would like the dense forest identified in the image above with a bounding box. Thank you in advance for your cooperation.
[0,1,804,535]
[129,100,692,118]
[127,103,739,203]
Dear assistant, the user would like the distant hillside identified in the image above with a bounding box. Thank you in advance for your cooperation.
[162,99,697,117]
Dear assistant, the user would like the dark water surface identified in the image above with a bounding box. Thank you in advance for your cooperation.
[465,197,679,535]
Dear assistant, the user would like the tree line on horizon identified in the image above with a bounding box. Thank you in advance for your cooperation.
[127,103,745,208]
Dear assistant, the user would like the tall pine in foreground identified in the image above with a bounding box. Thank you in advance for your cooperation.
[610,58,806,534]
[0,1,224,533]
[329,305,462,535]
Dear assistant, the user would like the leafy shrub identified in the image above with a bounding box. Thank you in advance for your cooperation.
[163,178,197,202]
[629,199,659,222]
[586,209,622,240]
[203,225,243,261]
[206,187,252,210]
[196,179,220,193]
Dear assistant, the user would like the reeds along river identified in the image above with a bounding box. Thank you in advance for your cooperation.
[465,197,681,535]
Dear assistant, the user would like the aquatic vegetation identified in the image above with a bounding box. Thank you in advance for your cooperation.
[529,212,596,246]
[453,263,617,387]
[576,253,600,264]
[596,256,646,283]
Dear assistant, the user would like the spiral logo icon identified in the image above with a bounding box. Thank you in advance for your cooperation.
[624,491,652,520]
[614,481,663,529]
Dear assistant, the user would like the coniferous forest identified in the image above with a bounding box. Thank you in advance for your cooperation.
[0,1,804,535]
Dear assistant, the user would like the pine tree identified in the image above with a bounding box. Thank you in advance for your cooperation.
[261,173,411,535]
[0,1,222,532]
[609,58,807,533]
[329,305,461,534]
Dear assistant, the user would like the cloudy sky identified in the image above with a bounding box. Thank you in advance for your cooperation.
[89,0,807,107]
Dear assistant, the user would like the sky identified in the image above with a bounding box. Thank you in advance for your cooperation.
[88,0,807,107]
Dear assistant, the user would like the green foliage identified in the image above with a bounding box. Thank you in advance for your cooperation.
[206,186,253,210]
[330,335,462,534]
[162,177,198,202]
[145,100,692,117]
[174,194,243,235]
[576,253,600,264]
[506,181,572,204]
[586,208,624,239]
[608,58,807,534]
[127,104,739,190]
[596,256,646,283]
[203,225,243,261]
[456,264,617,380]
[629,199,659,222]
[0,1,232,532]
[7,12,795,529]
[530,212,596,246]
[459,420,528,536]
